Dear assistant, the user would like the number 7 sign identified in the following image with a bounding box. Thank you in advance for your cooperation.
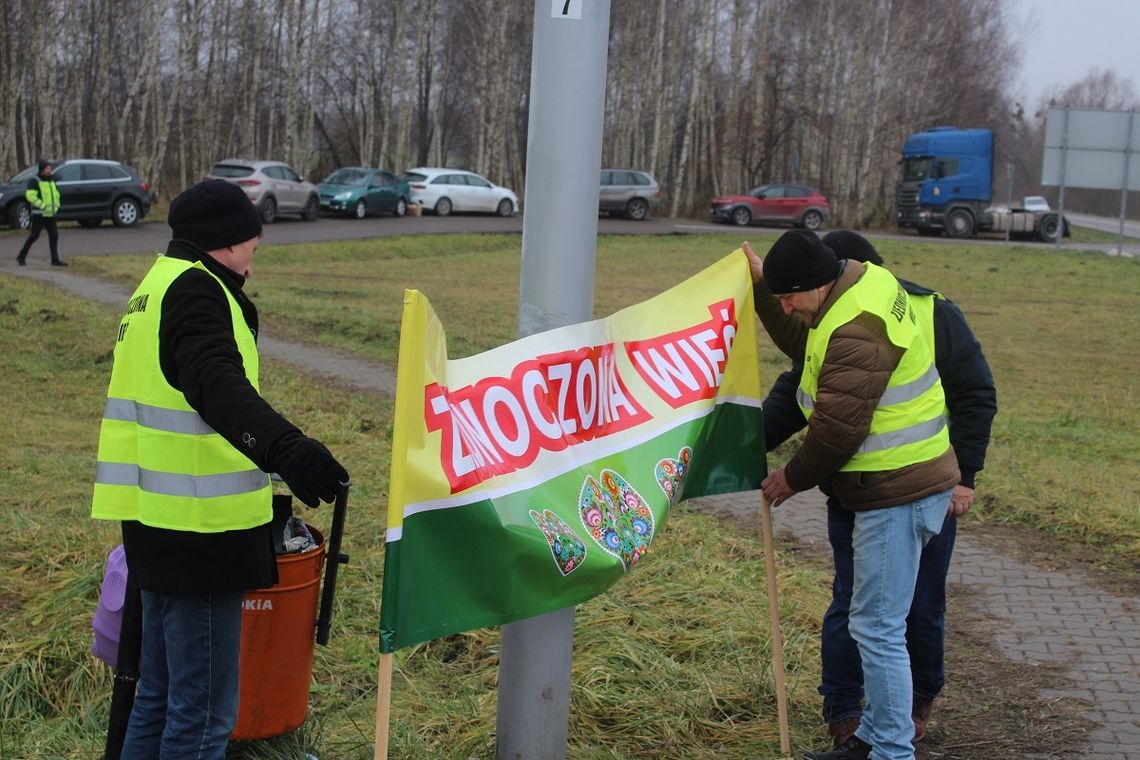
[552,0,582,20]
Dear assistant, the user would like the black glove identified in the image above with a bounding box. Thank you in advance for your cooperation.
[270,433,349,508]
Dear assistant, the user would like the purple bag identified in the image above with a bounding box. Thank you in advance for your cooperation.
[92,544,128,668]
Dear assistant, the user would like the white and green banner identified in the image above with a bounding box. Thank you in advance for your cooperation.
[379,250,766,652]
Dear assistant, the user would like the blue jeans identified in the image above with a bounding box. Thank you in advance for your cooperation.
[847,489,951,760]
[120,590,244,760]
[820,500,958,723]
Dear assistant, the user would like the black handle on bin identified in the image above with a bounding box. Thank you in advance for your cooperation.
[316,480,350,646]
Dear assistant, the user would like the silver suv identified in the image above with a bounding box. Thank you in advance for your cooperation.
[205,159,319,223]
[599,169,661,220]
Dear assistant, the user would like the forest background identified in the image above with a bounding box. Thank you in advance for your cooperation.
[2,0,1138,226]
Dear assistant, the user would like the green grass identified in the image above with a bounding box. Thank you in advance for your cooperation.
[75,231,1140,563]
[860,235,1140,565]
[6,229,1139,757]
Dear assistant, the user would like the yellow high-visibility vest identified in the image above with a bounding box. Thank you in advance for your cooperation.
[27,179,61,217]
[91,255,271,532]
[796,263,950,472]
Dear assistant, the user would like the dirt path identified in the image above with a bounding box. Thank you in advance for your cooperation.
[8,262,1139,758]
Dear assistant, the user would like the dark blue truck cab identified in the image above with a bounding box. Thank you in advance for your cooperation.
[896,126,1065,241]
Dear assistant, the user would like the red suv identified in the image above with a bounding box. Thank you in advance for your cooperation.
[709,183,829,230]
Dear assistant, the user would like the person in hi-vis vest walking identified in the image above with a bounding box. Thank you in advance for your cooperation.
[745,231,959,760]
[17,159,65,266]
[91,179,348,759]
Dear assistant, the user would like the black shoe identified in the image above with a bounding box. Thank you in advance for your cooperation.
[803,735,872,760]
[16,257,25,266]
[50,259,67,267]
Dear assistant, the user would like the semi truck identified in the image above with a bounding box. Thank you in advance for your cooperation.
[895,126,1068,242]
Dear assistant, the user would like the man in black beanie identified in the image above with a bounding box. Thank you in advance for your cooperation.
[744,230,960,760]
[759,231,996,753]
[91,179,349,759]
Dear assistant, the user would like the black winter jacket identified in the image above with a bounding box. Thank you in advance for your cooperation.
[762,277,996,490]
[121,240,300,593]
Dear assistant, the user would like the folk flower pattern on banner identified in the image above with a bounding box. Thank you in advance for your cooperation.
[578,469,655,571]
[655,446,692,504]
[529,508,588,576]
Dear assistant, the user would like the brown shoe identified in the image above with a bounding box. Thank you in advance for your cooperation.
[912,695,934,742]
[828,716,861,748]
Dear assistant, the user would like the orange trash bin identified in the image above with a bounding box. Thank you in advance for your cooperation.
[231,524,326,741]
[232,483,350,742]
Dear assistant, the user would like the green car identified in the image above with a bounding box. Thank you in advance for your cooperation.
[317,167,411,219]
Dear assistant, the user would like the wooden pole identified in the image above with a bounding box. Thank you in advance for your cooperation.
[374,652,393,760]
[761,493,792,755]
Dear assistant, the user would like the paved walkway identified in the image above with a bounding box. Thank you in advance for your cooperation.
[7,262,1140,757]
[695,489,1140,760]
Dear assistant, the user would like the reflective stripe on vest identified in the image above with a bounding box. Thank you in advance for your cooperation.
[96,462,268,499]
[797,362,941,412]
[91,255,271,532]
[796,264,950,472]
[103,398,217,435]
[858,415,947,454]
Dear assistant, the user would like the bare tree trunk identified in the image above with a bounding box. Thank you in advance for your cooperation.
[281,0,303,168]
[670,0,710,216]
[0,0,20,170]
[647,0,667,178]
[297,0,323,176]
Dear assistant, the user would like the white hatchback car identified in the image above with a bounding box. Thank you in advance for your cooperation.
[402,167,518,216]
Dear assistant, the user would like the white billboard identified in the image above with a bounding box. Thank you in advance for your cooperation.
[1042,107,1139,191]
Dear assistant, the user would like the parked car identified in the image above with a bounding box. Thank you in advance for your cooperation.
[599,169,661,220]
[402,168,517,216]
[1021,195,1050,212]
[205,159,319,223]
[709,183,829,230]
[317,167,410,219]
[1,159,151,229]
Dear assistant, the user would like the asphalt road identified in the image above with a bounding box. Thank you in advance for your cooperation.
[2,210,1136,260]
[1065,211,1140,240]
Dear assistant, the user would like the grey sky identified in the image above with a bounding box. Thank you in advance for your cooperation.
[1017,0,1140,105]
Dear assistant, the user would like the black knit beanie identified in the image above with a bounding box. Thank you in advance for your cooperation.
[168,179,263,251]
[763,229,840,294]
[821,230,883,266]
[37,159,52,175]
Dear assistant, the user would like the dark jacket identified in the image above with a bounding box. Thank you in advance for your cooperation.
[755,261,960,510]
[762,276,996,490]
[121,240,299,594]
